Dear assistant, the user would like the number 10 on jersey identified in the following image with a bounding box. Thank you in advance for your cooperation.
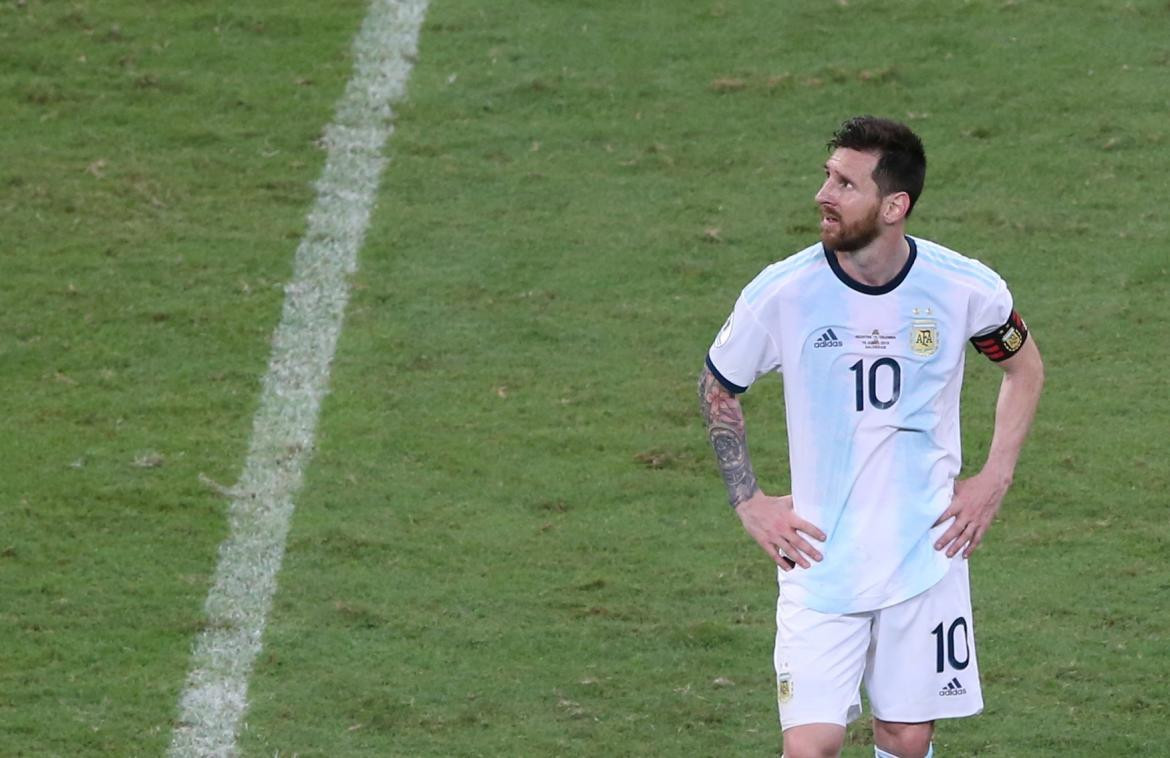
[849,358,902,411]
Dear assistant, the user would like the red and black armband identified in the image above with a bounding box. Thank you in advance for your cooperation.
[970,309,1029,362]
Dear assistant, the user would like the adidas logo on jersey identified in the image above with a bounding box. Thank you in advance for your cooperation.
[813,329,843,348]
[938,677,967,697]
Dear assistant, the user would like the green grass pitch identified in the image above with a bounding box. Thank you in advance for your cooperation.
[2,0,1168,755]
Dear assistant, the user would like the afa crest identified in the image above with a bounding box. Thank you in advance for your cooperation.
[911,319,939,357]
[1002,326,1024,353]
[777,672,794,704]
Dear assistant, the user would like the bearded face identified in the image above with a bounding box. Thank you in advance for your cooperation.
[819,200,882,252]
[815,148,888,253]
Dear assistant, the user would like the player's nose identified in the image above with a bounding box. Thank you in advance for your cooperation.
[814,179,833,205]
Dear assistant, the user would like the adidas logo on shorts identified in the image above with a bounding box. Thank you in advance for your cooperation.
[938,677,967,697]
[813,329,843,348]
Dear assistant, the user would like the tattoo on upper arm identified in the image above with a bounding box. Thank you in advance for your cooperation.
[698,367,759,507]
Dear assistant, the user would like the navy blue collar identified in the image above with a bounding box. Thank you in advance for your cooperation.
[823,236,917,295]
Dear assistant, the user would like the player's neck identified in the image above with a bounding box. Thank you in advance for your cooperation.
[834,231,910,287]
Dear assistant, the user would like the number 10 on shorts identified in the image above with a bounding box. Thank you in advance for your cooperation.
[931,616,971,673]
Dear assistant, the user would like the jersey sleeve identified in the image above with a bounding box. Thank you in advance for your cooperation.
[705,295,781,394]
[967,274,1012,337]
[968,275,1029,361]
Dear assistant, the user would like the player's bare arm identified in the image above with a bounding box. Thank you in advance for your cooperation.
[934,337,1045,557]
[698,365,759,506]
[699,366,826,570]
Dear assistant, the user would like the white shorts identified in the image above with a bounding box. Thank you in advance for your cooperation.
[773,559,983,729]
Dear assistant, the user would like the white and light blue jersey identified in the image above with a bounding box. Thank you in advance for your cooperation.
[706,236,1015,614]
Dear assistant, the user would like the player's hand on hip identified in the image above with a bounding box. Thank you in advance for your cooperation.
[735,492,826,571]
[933,469,1011,558]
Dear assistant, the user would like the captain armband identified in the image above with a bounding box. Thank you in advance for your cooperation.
[970,309,1029,362]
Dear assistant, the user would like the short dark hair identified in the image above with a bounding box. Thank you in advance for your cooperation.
[828,116,926,217]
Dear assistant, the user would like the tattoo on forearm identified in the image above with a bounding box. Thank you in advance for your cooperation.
[698,367,759,507]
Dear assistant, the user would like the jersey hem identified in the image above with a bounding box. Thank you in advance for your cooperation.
[780,559,951,615]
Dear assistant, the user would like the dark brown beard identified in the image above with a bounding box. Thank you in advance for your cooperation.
[821,206,881,252]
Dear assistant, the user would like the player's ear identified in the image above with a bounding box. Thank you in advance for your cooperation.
[882,191,911,223]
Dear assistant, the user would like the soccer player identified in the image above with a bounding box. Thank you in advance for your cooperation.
[698,116,1044,758]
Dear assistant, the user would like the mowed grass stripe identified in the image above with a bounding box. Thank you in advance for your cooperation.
[167,1,428,754]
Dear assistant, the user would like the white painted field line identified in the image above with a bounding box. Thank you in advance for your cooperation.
[168,2,427,755]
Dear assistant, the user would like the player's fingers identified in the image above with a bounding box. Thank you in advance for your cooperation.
[759,536,795,570]
[962,525,986,559]
[933,518,967,551]
[932,506,959,529]
[786,533,823,563]
[946,522,978,558]
[778,534,822,568]
[794,518,827,543]
[771,537,811,569]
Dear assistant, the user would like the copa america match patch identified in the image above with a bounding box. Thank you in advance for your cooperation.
[970,309,1029,361]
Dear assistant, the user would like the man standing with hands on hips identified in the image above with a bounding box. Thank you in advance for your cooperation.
[699,116,1044,758]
